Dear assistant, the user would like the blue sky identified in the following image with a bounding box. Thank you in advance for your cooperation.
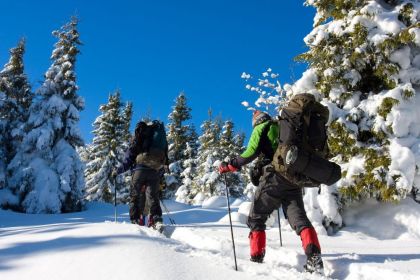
[0,0,315,143]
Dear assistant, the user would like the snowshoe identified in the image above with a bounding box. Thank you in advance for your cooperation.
[304,254,324,275]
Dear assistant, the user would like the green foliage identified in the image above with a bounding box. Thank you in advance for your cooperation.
[402,87,415,100]
[378,97,399,119]
[85,91,131,203]
[398,3,414,26]
[0,39,32,164]
[308,0,365,26]
[167,92,194,162]
[340,148,399,202]
[328,121,358,161]
[300,0,420,204]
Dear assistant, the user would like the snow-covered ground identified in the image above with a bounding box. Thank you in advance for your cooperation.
[1,198,420,280]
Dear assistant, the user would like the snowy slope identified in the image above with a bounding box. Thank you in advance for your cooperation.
[1,199,420,280]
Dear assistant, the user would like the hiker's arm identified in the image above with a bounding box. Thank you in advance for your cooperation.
[230,124,264,168]
[117,141,138,174]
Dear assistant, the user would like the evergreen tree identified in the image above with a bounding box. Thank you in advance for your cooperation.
[118,101,133,203]
[219,120,245,197]
[0,39,32,195]
[166,92,194,192]
[0,92,6,191]
[121,102,133,146]
[7,18,85,213]
[85,91,131,203]
[191,110,225,203]
[295,0,420,204]
[175,142,198,203]
[175,123,199,202]
[167,92,192,162]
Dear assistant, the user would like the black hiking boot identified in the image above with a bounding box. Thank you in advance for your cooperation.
[304,253,324,275]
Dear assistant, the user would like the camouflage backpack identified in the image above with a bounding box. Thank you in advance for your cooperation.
[272,93,341,187]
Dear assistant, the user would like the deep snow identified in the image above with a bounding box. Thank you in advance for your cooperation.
[1,198,420,280]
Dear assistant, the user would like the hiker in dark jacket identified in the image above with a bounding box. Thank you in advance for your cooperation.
[114,120,169,228]
[219,110,323,272]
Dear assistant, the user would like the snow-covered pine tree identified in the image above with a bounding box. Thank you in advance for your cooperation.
[175,142,198,203]
[118,101,133,203]
[167,92,192,162]
[84,91,131,203]
[191,109,225,204]
[166,92,193,191]
[175,124,199,203]
[7,18,85,213]
[294,0,420,204]
[0,39,32,200]
[219,120,246,197]
[0,91,6,191]
[121,102,133,147]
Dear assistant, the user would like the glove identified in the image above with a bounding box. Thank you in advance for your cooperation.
[219,161,238,174]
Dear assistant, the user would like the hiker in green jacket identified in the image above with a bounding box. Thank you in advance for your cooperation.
[219,110,323,273]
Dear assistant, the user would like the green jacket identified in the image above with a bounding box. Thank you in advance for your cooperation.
[231,121,278,168]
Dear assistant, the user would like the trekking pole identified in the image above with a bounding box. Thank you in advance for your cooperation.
[277,208,283,247]
[160,199,176,225]
[113,177,117,223]
[223,174,238,271]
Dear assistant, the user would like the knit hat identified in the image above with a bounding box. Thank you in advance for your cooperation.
[252,110,271,128]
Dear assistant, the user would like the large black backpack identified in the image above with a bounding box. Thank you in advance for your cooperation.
[272,93,341,187]
[134,120,167,170]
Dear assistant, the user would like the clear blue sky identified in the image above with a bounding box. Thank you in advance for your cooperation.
[0,0,315,143]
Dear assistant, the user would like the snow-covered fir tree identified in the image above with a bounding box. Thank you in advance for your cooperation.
[174,122,200,202]
[117,101,133,203]
[166,92,194,192]
[175,142,198,203]
[0,39,32,199]
[293,0,420,203]
[0,91,6,192]
[84,91,132,203]
[190,110,225,204]
[219,120,246,197]
[167,92,193,162]
[7,18,85,213]
[251,0,420,233]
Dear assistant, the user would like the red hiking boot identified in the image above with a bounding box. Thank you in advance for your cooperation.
[249,230,266,263]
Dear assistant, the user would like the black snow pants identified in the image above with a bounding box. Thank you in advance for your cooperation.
[129,167,162,222]
[247,165,313,235]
